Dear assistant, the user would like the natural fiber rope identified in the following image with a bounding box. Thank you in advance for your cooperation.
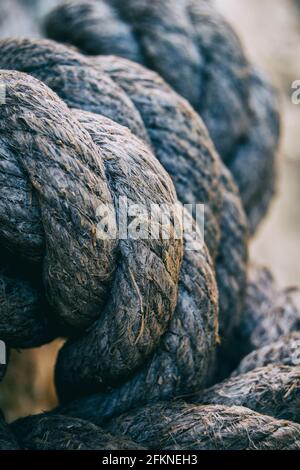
[233,332,300,376]
[50,265,300,426]
[11,414,146,450]
[0,62,219,450]
[44,0,280,233]
[0,68,186,387]
[191,365,300,423]
[0,411,19,450]
[0,5,299,451]
[9,402,300,450]
[0,38,249,411]
[105,402,300,450]
[233,266,300,361]
[0,38,247,344]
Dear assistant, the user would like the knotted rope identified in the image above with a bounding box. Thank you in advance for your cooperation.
[44,0,280,233]
[0,7,299,450]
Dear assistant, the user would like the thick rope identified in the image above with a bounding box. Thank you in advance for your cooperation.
[105,402,300,450]
[44,0,280,233]
[0,8,299,450]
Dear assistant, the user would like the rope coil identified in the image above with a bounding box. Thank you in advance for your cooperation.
[0,1,299,451]
[45,0,280,233]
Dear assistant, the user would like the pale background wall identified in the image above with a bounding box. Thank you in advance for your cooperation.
[215,0,300,287]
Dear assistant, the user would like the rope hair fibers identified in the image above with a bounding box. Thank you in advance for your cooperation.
[44,0,281,233]
[0,38,248,408]
[0,4,299,451]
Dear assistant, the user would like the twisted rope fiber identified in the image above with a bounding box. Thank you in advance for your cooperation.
[0,67,188,382]
[0,12,297,450]
[4,333,300,449]
[0,37,249,409]
[103,402,300,450]
[0,348,144,450]
[0,62,221,449]
[44,0,280,233]
[233,332,300,376]
[1,53,299,449]
[0,352,19,449]
[0,55,224,419]
[8,401,300,450]
[0,411,19,450]
[190,365,300,424]
[52,267,300,429]
[0,70,299,453]
[11,414,147,450]
[232,266,300,362]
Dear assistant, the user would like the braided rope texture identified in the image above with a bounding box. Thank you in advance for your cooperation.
[0,2,299,451]
[0,37,250,406]
[44,0,280,233]
[105,402,300,450]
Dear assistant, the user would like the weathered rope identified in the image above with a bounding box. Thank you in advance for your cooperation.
[0,68,189,391]
[105,402,300,450]
[1,354,144,450]
[44,0,280,233]
[232,266,300,361]
[190,365,300,423]
[0,411,19,450]
[10,402,300,450]
[48,268,300,425]
[0,7,298,450]
[0,354,19,450]
[233,332,300,375]
[0,38,250,411]
[0,63,219,448]
[11,414,145,450]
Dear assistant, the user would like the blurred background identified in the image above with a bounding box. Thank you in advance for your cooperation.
[216,0,300,288]
[0,0,299,422]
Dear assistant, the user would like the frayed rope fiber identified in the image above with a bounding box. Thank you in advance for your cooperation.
[0,1,299,451]
[45,0,280,234]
